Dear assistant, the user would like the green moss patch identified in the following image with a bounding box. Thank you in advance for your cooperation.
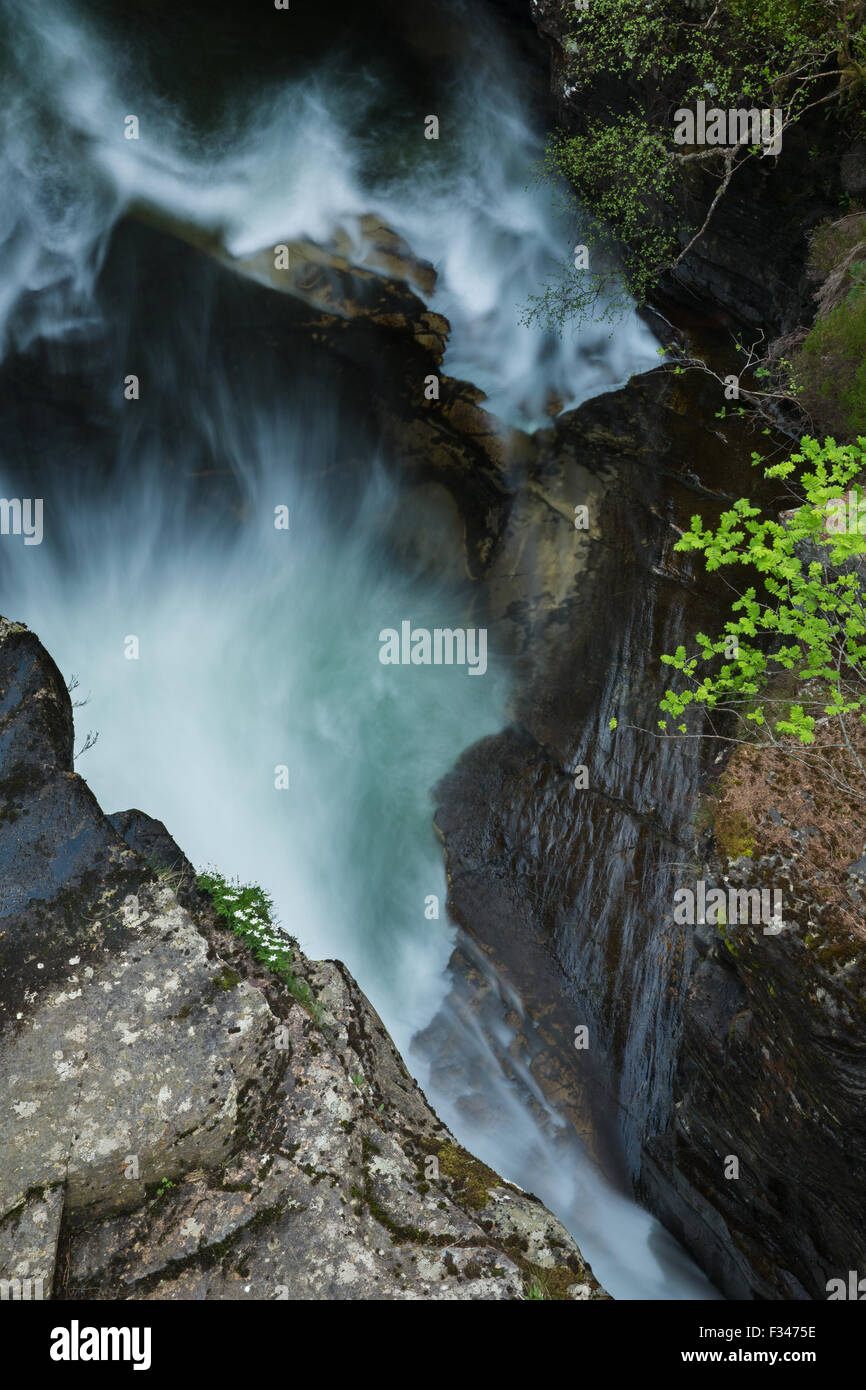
[434,1142,499,1210]
[794,266,866,438]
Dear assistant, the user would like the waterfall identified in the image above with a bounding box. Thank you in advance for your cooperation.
[0,0,717,1297]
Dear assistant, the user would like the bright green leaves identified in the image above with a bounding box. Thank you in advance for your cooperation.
[659,437,866,745]
[776,706,817,743]
[525,113,678,327]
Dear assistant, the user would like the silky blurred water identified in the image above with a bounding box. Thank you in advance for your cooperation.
[0,0,715,1298]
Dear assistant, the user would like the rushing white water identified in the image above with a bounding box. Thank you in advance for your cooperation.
[0,0,716,1297]
[1,428,507,1054]
[0,0,659,419]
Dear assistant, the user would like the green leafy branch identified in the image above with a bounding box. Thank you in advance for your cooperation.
[653,435,866,798]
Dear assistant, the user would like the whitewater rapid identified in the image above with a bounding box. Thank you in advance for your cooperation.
[0,0,717,1298]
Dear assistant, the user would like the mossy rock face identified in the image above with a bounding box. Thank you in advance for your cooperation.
[713,805,755,861]
[213,966,242,992]
[728,0,829,39]
[435,1143,500,1210]
[791,214,866,438]
[520,1261,592,1301]
[794,274,866,438]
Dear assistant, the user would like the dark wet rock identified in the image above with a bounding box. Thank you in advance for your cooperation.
[841,141,866,196]
[0,617,143,1021]
[0,616,604,1301]
[0,617,73,773]
[421,340,866,1300]
[642,746,866,1300]
[106,809,198,910]
[119,208,517,580]
[426,369,762,1185]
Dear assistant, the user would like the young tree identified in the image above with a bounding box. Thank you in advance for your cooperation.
[657,436,866,801]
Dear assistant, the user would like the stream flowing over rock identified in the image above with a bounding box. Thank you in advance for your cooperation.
[2,0,864,1309]
[0,615,605,1300]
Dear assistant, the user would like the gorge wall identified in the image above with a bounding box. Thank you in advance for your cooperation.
[526,0,866,1300]
[1,0,863,1305]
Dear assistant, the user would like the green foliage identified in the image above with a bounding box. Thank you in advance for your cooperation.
[659,437,866,744]
[528,117,678,323]
[728,0,832,44]
[533,0,862,327]
[197,869,290,973]
[196,868,322,1022]
[565,0,828,102]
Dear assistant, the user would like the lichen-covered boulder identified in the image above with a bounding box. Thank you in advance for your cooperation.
[0,615,606,1300]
